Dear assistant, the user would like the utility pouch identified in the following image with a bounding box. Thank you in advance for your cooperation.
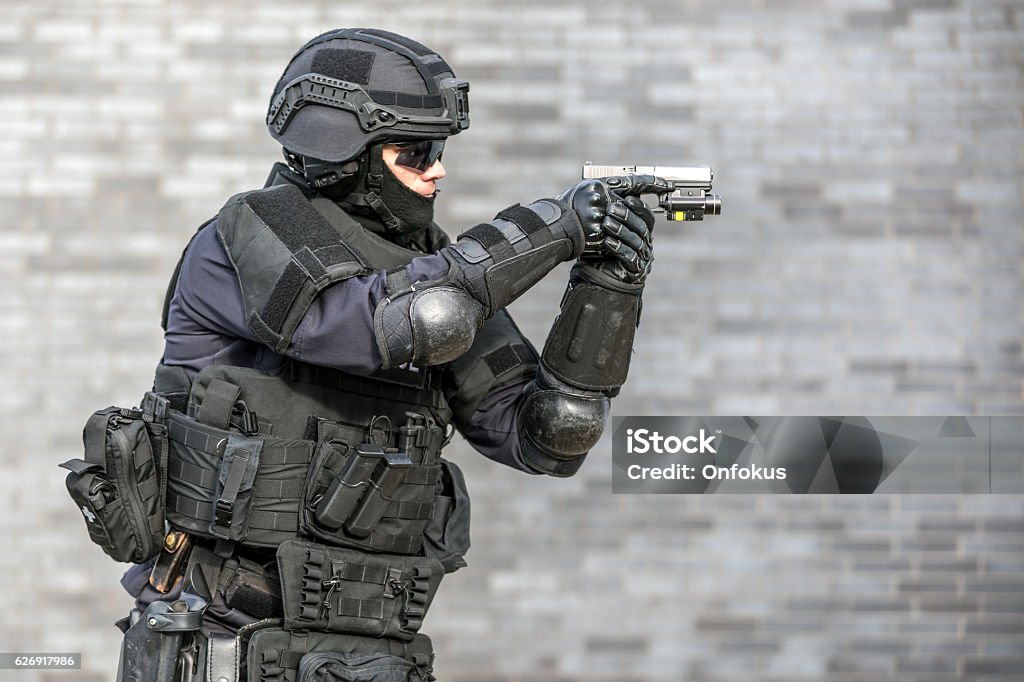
[277,540,443,642]
[226,564,285,620]
[212,434,264,541]
[61,395,168,564]
[422,459,471,574]
[247,627,434,682]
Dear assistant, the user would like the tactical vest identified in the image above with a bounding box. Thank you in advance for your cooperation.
[153,178,472,677]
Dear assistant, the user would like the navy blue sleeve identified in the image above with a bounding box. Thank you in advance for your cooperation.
[443,310,541,473]
[457,378,540,474]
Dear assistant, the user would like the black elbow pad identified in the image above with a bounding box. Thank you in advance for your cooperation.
[374,286,486,369]
[516,380,609,477]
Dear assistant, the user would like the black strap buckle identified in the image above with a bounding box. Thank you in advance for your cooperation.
[214,499,234,529]
[230,400,259,436]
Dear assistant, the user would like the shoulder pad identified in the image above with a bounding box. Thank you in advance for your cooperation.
[217,184,372,353]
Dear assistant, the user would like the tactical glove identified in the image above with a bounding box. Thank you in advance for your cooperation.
[558,175,665,283]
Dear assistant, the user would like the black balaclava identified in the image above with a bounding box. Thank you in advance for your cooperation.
[299,143,438,240]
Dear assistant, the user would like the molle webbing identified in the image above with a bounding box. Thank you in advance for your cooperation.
[165,413,313,547]
[217,184,371,354]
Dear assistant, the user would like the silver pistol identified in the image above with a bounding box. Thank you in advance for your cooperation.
[582,163,722,221]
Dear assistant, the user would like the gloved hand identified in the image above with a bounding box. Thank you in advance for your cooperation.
[558,174,667,283]
[597,195,656,283]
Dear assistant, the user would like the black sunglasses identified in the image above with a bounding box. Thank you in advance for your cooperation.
[393,140,446,173]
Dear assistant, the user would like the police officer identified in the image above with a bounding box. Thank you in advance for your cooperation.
[116,28,662,681]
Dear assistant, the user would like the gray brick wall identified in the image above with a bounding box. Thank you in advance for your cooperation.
[2,1,1021,680]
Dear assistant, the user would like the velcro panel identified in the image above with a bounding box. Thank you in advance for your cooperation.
[498,205,554,249]
[461,223,504,249]
[446,310,539,428]
[293,247,327,280]
[496,205,549,237]
[231,186,370,350]
[426,61,452,77]
[482,344,526,378]
[311,48,375,85]
[260,261,308,334]
[248,313,283,349]
[242,186,349,255]
[385,268,413,298]
[461,223,515,263]
[367,91,444,109]
[315,244,367,270]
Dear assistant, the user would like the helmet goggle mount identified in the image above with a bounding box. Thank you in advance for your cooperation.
[268,74,470,141]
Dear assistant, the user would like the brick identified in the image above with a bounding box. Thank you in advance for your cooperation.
[962,657,1024,674]
[965,617,1024,634]
[918,595,980,613]
[895,656,958,673]
[846,10,910,28]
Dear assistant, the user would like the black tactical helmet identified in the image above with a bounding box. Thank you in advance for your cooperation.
[267,28,470,163]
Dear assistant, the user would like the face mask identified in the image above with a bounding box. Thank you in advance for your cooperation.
[375,156,437,234]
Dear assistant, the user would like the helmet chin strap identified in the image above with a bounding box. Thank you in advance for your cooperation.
[362,145,404,234]
[296,144,436,237]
